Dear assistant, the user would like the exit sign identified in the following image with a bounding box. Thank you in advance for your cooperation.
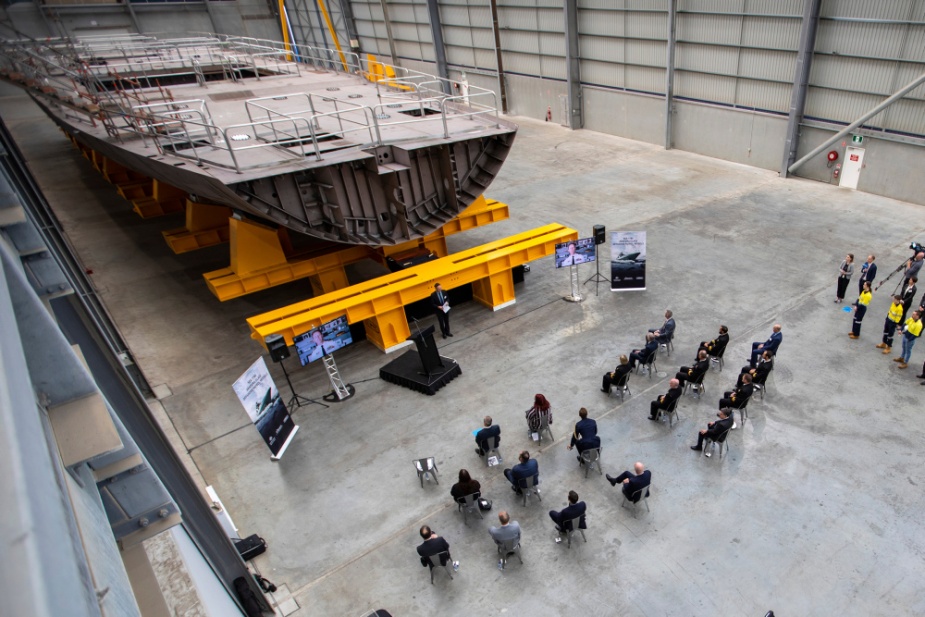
[852,135,863,144]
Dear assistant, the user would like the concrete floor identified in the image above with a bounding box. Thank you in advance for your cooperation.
[4,83,925,617]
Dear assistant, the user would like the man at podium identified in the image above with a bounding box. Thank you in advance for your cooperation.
[431,282,453,339]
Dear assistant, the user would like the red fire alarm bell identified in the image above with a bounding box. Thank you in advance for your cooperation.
[827,151,839,162]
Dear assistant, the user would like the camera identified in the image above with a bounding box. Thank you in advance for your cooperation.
[911,242,925,254]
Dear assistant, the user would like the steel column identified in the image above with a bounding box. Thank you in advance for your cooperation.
[788,70,925,175]
[563,0,582,129]
[337,0,361,51]
[780,0,821,177]
[425,0,450,93]
[202,0,220,34]
[665,0,677,149]
[489,0,507,113]
[378,0,400,66]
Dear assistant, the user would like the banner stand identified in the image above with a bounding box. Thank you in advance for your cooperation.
[270,425,300,462]
[563,264,583,302]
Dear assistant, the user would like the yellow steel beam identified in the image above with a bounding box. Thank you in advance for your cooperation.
[247,223,578,351]
[162,201,232,254]
[316,0,349,72]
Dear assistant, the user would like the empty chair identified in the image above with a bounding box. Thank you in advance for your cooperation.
[579,447,603,478]
[561,516,587,549]
[425,552,454,584]
[621,485,651,518]
[517,473,542,507]
[496,537,523,570]
[703,427,732,459]
[414,457,439,488]
[654,396,681,427]
[457,493,482,525]
[610,370,632,401]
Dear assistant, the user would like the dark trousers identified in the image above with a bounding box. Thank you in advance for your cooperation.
[629,350,646,368]
[695,431,710,448]
[749,342,765,367]
[675,367,692,386]
[852,304,868,336]
[836,276,850,300]
[736,366,751,387]
[650,399,670,418]
[435,309,450,336]
[719,391,736,410]
[883,318,899,347]
[503,469,520,492]
[611,471,637,500]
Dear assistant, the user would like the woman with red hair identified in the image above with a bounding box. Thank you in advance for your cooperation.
[525,394,552,433]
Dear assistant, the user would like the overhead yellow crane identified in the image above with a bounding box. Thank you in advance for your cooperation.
[247,223,578,352]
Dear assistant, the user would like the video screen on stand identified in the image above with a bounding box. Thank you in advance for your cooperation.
[293,315,354,366]
[554,237,597,268]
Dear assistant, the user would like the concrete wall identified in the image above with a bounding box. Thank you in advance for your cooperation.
[672,101,788,172]
[504,73,567,124]
[793,126,925,206]
[582,87,664,146]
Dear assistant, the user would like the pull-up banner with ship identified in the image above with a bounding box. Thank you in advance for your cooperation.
[232,357,298,459]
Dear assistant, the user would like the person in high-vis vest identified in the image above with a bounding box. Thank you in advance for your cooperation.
[894,309,923,369]
[849,282,873,339]
[876,295,904,354]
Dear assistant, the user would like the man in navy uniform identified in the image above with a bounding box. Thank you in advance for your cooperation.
[431,282,452,339]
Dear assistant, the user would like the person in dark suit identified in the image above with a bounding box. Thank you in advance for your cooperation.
[749,324,782,367]
[503,450,538,494]
[474,416,500,456]
[450,469,481,503]
[649,309,675,345]
[431,282,452,338]
[900,277,918,319]
[675,350,710,388]
[602,354,632,393]
[629,333,658,369]
[720,373,753,411]
[698,325,729,358]
[858,255,877,294]
[649,378,682,420]
[416,526,455,570]
[606,461,651,503]
[548,490,587,538]
[739,351,774,386]
[690,408,734,453]
[566,408,600,461]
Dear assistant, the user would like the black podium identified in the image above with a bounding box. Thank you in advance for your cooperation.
[408,325,444,376]
[379,325,462,395]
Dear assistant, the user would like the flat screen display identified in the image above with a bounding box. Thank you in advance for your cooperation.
[554,237,597,268]
[293,315,354,365]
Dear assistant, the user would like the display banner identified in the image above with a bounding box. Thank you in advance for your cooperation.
[232,357,298,458]
[610,231,647,291]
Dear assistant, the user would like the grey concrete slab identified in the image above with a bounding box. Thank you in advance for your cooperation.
[4,82,925,617]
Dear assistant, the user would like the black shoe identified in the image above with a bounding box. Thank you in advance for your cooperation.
[601,388,610,393]
[447,333,454,337]
[648,416,658,421]
[442,334,447,339]
[916,374,925,379]
[690,445,703,451]
[606,474,617,486]
[475,449,483,455]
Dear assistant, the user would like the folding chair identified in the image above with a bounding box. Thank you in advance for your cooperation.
[579,447,603,478]
[413,457,439,488]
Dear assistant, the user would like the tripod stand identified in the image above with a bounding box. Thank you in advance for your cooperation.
[583,243,608,295]
[278,357,328,411]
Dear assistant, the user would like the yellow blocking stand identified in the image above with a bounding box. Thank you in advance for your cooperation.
[247,223,578,352]
[162,202,232,254]
[204,218,370,301]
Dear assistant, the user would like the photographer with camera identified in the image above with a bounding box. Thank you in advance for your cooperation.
[903,249,924,289]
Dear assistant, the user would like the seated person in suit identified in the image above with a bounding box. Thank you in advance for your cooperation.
[629,333,658,368]
[450,469,481,504]
[566,407,600,462]
[675,350,710,388]
[749,324,782,367]
[649,378,682,420]
[606,461,651,503]
[548,490,587,540]
[690,408,734,453]
[738,351,774,386]
[474,416,501,456]
[698,325,729,358]
[503,450,538,494]
[416,526,455,570]
[720,373,753,410]
[602,355,632,393]
[649,309,675,345]
[525,393,553,433]
[488,510,521,552]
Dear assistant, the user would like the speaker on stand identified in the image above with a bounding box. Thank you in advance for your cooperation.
[584,224,608,294]
[265,334,328,411]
